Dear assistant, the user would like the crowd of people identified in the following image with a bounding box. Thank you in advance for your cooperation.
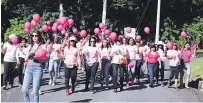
[1,30,197,102]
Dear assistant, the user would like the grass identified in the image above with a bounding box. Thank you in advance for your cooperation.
[197,49,203,53]
[191,58,203,80]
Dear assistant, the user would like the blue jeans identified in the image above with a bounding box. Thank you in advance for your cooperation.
[22,66,43,103]
[49,59,60,81]
[100,59,111,87]
[148,63,158,85]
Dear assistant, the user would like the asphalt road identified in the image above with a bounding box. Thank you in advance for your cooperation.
[1,67,203,102]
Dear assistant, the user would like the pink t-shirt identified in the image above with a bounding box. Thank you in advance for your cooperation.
[83,46,100,64]
[99,48,111,60]
[64,47,78,65]
[126,45,136,60]
[147,52,160,64]
[181,49,194,62]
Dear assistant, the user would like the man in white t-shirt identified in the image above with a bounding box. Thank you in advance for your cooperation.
[2,34,18,90]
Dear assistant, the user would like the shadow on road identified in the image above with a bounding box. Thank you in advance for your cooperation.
[71,99,92,102]
[42,86,66,94]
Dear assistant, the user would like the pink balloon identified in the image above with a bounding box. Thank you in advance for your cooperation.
[11,37,19,44]
[136,35,142,41]
[25,22,31,29]
[47,21,51,25]
[68,19,74,27]
[80,30,87,38]
[57,25,64,31]
[109,32,117,41]
[144,27,150,34]
[52,26,57,32]
[65,32,69,37]
[35,47,47,60]
[104,29,111,36]
[61,30,66,34]
[63,22,69,28]
[42,25,48,32]
[101,26,107,31]
[53,22,59,27]
[31,20,38,27]
[167,42,173,49]
[33,14,41,22]
[61,17,68,25]
[73,28,78,34]
[48,26,51,30]
[94,28,101,34]
[128,63,134,69]
[99,23,105,29]
[181,32,187,38]
[24,28,30,33]
[126,27,132,33]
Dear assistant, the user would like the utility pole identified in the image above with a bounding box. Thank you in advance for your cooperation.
[102,0,107,39]
[155,0,161,44]
[59,3,63,17]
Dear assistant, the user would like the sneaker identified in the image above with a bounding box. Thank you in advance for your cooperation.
[185,85,190,89]
[2,85,7,90]
[131,79,135,85]
[52,82,56,86]
[38,90,43,95]
[126,82,129,87]
[18,84,22,88]
[66,89,70,96]
[49,80,52,85]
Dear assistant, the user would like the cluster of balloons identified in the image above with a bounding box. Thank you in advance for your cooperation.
[24,14,41,33]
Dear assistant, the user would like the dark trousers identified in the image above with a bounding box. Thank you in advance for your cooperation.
[3,62,16,86]
[156,61,164,82]
[18,57,25,84]
[135,60,143,80]
[64,64,77,89]
[112,63,124,89]
[100,59,110,87]
[169,66,178,81]
[85,62,99,90]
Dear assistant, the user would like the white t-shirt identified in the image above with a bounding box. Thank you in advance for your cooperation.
[110,45,126,64]
[50,44,61,61]
[16,47,27,61]
[3,42,18,62]
[167,50,181,66]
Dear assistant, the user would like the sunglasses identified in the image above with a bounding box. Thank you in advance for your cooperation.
[32,35,38,37]
[90,41,96,43]
[70,40,76,42]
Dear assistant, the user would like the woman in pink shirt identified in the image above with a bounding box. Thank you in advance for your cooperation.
[99,39,111,89]
[145,45,160,88]
[63,36,81,95]
[126,37,136,86]
[82,36,100,94]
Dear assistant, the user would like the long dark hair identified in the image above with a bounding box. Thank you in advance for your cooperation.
[127,37,135,45]
[116,37,123,45]
[101,39,111,50]
[20,38,27,48]
[157,44,164,51]
[30,30,43,46]
[89,36,97,47]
